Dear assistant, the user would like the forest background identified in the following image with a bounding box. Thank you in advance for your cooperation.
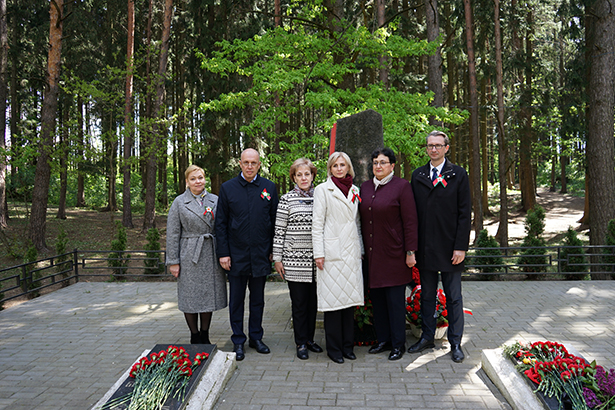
[0,0,614,275]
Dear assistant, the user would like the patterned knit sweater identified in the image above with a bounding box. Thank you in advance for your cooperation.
[272,189,316,282]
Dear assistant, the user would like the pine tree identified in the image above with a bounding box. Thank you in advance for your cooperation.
[108,222,129,279]
[55,226,70,286]
[144,228,163,274]
[560,226,588,280]
[519,205,547,279]
[474,229,503,280]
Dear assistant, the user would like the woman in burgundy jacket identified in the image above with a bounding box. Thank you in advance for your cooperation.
[359,148,418,361]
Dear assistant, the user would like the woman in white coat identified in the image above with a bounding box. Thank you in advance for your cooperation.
[312,152,364,363]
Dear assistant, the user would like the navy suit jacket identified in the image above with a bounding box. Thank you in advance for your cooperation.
[215,173,279,277]
[411,159,471,272]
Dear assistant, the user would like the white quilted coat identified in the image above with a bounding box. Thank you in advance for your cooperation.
[312,178,364,312]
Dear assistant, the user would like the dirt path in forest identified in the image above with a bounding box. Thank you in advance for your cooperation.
[480,187,586,244]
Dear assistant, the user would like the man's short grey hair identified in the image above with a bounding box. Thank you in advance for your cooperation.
[426,130,450,146]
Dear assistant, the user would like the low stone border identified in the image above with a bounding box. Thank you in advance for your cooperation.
[91,349,236,410]
[481,348,547,410]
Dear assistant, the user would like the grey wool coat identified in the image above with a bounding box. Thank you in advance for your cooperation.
[166,189,228,313]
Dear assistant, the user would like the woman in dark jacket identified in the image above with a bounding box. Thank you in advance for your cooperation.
[359,148,418,360]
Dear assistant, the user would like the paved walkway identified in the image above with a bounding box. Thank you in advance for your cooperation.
[0,281,614,410]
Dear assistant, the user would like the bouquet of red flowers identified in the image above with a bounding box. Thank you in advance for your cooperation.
[405,266,448,328]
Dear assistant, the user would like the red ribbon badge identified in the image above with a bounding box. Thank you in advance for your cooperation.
[352,192,362,204]
[261,188,271,201]
[204,207,214,219]
[433,175,447,188]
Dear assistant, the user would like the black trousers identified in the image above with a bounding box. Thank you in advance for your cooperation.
[228,274,266,345]
[287,280,318,346]
[323,307,354,359]
[370,284,407,349]
[419,270,464,345]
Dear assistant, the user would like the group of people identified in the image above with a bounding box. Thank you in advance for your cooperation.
[166,130,471,365]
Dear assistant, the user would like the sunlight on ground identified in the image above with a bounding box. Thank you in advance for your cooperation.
[129,302,176,314]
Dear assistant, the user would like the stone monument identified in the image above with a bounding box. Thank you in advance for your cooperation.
[331,109,384,187]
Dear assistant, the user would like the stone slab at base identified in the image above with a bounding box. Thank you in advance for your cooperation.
[91,349,236,410]
[481,348,547,410]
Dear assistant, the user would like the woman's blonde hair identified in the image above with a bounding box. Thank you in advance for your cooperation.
[184,165,205,181]
[289,158,317,183]
[326,152,355,178]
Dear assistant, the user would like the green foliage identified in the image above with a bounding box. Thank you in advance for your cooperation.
[144,228,163,274]
[474,230,503,277]
[22,245,40,297]
[519,206,548,277]
[603,219,615,279]
[354,296,373,330]
[108,222,130,279]
[198,20,467,180]
[560,226,588,280]
[55,227,71,286]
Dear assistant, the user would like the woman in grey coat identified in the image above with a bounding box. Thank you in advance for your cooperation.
[166,165,228,344]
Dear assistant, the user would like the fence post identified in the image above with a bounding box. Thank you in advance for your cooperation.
[74,249,79,283]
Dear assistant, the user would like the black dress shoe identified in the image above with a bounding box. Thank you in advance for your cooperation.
[233,344,245,361]
[388,347,405,361]
[328,354,344,364]
[306,341,323,353]
[249,339,271,354]
[368,341,392,354]
[190,332,200,344]
[408,338,435,353]
[342,351,356,360]
[451,344,465,363]
[200,330,210,344]
[297,344,309,360]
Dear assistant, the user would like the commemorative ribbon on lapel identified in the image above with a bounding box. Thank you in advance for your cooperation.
[261,188,271,201]
[351,188,361,204]
[433,174,447,188]
[204,206,214,219]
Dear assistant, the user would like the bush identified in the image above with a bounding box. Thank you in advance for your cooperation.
[560,226,588,280]
[518,205,547,279]
[55,227,71,287]
[108,222,130,279]
[474,229,503,279]
[604,219,615,279]
[144,228,163,274]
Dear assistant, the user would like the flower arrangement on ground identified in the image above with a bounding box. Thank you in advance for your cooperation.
[354,293,377,346]
[405,267,448,329]
[503,340,615,409]
[102,345,209,410]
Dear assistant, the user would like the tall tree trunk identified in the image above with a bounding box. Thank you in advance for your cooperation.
[519,9,536,211]
[30,0,64,251]
[76,95,85,207]
[122,0,135,228]
[9,0,17,185]
[425,0,442,125]
[494,0,508,247]
[377,0,388,88]
[143,0,173,230]
[586,0,615,278]
[463,0,482,237]
[480,77,491,216]
[0,0,8,228]
[56,94,68,219]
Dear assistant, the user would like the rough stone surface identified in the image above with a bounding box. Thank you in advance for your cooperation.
[334,109,383,186]
[1,281,614,410]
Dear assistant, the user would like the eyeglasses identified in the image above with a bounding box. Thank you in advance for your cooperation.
[426,144,446,151]
[241,161,259,168]
[372,161,390,167]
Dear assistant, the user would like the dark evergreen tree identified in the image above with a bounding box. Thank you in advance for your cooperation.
[560,226,588,280]
[474,229,503,280]
[519,205,547,279]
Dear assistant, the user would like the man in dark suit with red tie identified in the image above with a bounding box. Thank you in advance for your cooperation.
[408,130,472,363]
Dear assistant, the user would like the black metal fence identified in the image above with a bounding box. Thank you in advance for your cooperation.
[0,249,168,306]
[1,245,614,307]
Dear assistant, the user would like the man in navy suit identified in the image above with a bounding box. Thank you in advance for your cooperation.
[215,148,278,360]
[408,131,472,363]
